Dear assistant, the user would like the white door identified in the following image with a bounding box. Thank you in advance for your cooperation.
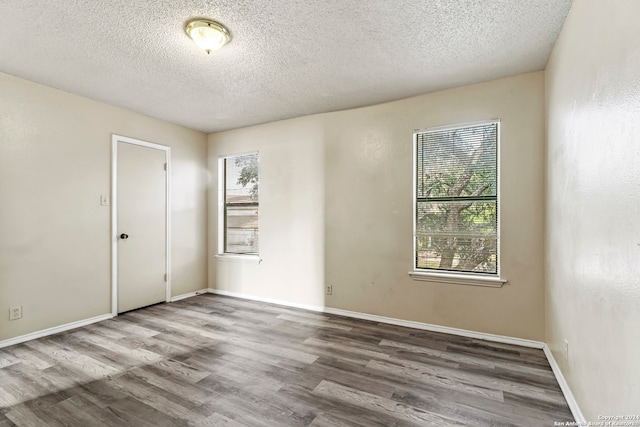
[116,139,168,313]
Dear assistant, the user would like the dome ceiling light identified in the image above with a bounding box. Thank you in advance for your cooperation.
[185,19,231,54]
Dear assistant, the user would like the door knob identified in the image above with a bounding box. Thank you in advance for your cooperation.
[120,233,129,240]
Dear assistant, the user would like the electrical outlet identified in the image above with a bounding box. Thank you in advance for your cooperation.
[564,339,569,363]
[9,305,22,321]
[326,285,332,295]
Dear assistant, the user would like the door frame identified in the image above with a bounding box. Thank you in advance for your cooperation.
[111,134,171,316]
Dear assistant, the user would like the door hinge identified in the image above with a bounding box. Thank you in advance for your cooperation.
[164,273,168,282]
[164,163,167,171]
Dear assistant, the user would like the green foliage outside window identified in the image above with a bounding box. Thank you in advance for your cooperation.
[416,123,498,274]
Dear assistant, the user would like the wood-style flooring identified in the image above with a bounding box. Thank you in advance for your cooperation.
[0,294,574,426]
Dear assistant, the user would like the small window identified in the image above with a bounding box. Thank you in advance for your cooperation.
[414,121,499,275]
[220,153,259,255]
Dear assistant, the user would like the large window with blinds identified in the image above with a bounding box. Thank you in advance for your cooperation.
[414,121,499,275]
[220,153,259,255]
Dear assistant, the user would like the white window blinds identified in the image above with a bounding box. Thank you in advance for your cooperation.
[415,122,499,275]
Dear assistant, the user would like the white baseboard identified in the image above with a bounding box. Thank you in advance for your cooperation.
[0,313,114,349]
[207,288,544,348]
[543,345,585,423]
[325,306,545,349]
[207,288,326,313]
[170,289,209,302]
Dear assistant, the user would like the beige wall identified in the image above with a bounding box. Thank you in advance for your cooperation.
[545,0,640,419]
[0,73,208,341]
[209,71,546,340]
[208,117,327,307]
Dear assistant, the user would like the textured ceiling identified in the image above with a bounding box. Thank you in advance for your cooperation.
[0,1,572,133]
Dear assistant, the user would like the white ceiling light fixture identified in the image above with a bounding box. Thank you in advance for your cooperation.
[185,19,231,54]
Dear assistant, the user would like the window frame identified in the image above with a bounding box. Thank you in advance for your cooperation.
[217,152,260,260]
[410,120,506,287]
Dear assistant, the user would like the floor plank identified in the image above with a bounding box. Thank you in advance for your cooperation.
[0,294,574,426]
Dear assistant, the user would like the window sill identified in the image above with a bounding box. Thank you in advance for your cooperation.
[215,254,262,264]
[408,270,507,288]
